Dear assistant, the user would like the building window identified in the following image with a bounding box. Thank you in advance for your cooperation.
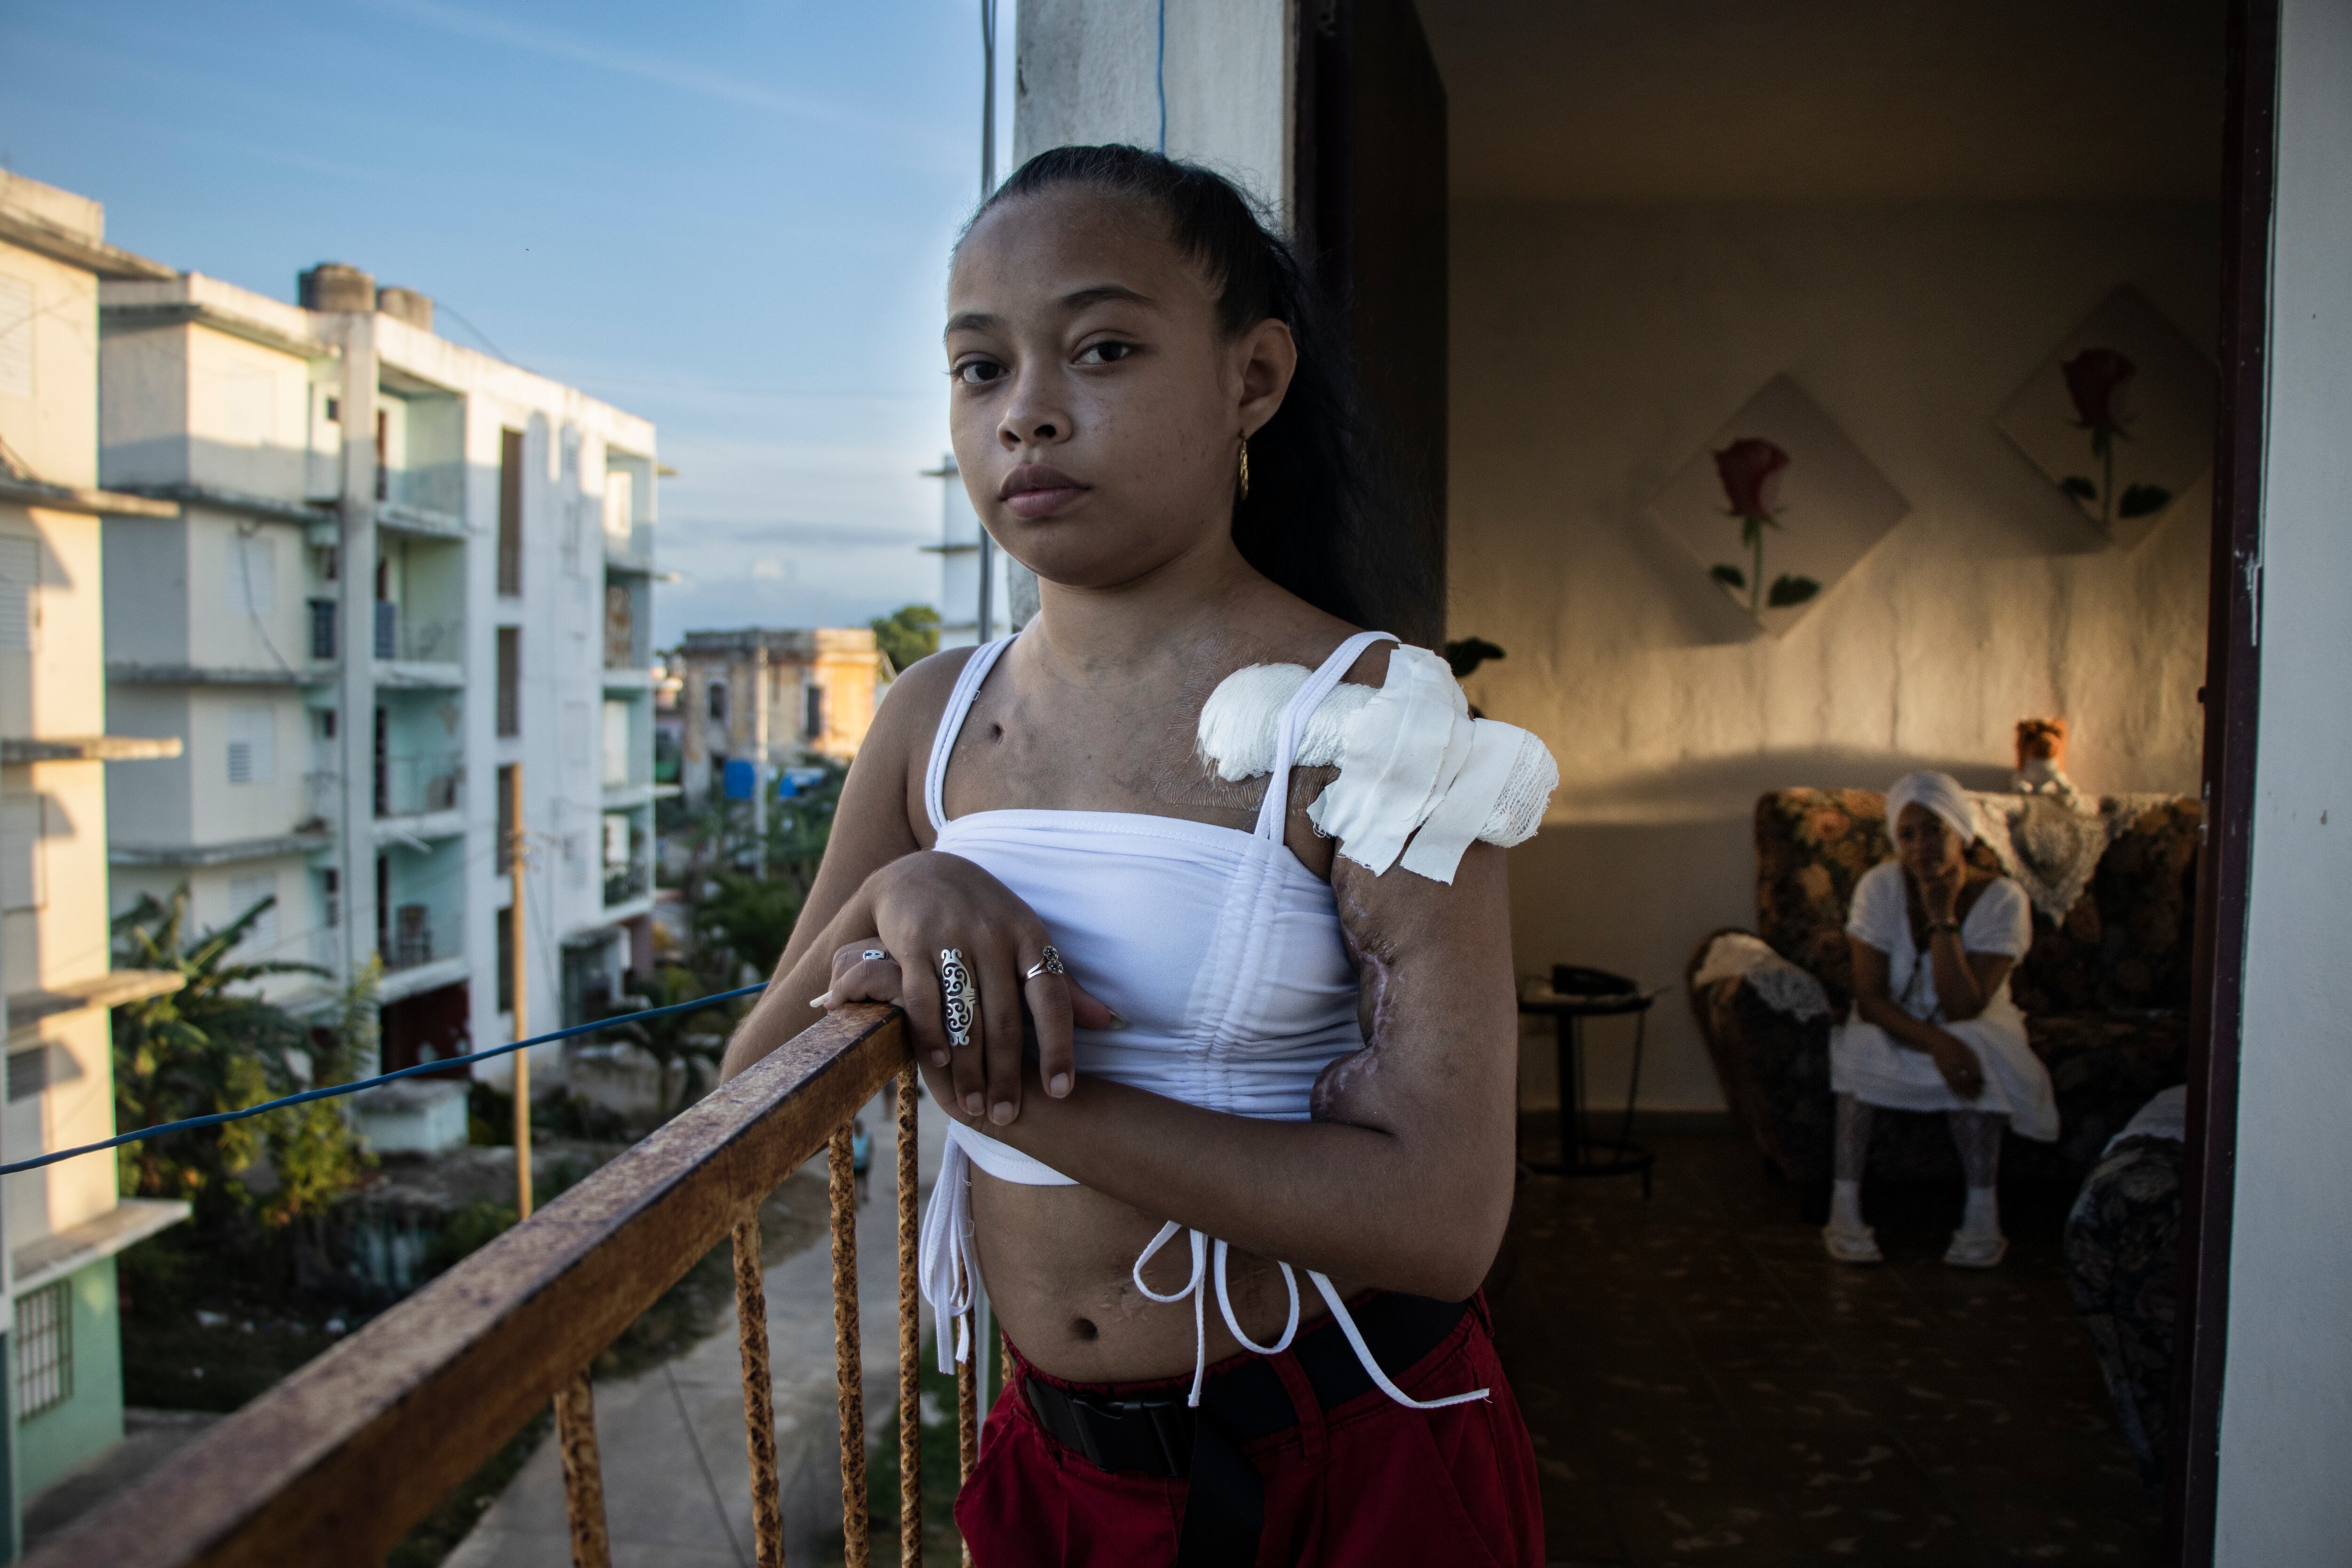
[497,427,524,597]
[707,680,726,722]
[0,533,36,654]
[227,704,276,786]
[15,1280,71,1421]
[6,1047,46,1102]
[497,900,515,1014]
[323,867,341,930]
[2,794,43,912]
[803,683,825,741]
[309,598,337,661]
[497,628,520,738]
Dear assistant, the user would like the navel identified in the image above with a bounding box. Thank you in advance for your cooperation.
[1069,1316,1098,1342]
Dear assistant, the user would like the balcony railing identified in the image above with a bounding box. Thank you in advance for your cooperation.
[603,862,650,907]
[376,752,461,818]
[372,603,463,665]
[381,905,459,972]
[31,1006,937,1568]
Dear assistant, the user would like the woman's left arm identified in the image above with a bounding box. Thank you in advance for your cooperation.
[919,840,1518,1302]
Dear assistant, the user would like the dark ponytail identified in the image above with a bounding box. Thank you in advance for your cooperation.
[966,144,1430,637]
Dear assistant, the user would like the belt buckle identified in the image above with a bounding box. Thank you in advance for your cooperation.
[1075,1393,1193,1476]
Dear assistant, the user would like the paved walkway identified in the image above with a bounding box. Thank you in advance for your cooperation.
[449,1090,950,1568]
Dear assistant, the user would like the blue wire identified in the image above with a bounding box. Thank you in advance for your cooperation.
[0,981,773,1178]
[1156,0,1167,153]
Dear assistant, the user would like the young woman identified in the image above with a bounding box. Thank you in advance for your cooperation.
[1824,770,2058,1268]
[720,145,1552,1567]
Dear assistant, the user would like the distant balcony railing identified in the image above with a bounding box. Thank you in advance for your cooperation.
[376,753,461,818]
[602,862,650,907]
[381,905,461,972]
[379,461,465,517]
[373,603,462,665]
[31,1006,933,1568]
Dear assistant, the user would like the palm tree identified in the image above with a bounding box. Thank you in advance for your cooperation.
[112,887,363,1227]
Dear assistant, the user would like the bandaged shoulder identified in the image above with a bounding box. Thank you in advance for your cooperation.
[1196,644,1558,883]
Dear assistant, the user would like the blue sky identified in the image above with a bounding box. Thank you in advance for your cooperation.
[0,0,1010,643]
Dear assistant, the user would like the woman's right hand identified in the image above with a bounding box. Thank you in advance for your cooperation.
[846,851,1115,1127]
[1930,1035,1986,1100]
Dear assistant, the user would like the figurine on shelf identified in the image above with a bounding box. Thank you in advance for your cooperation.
[2012,717,2078,801]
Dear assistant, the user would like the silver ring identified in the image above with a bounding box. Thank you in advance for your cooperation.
[1023,945,1066,983]
[938,948,978,1050]
[860,949,887,963]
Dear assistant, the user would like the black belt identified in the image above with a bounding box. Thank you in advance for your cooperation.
[1021,1292,1473,1566]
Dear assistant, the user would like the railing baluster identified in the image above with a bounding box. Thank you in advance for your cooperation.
[734,1210,785,1567]
[956,1328,978,1568]
[831,1123,871,1568]
[553,1369,611,1568]
[895,1068,923,1567]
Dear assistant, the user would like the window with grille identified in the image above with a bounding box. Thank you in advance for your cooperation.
[497,428,524,596]
[496,628,520,737]
[309,598,337,660]
[227,704,276,785]
[15,1280,71,1420]
[0,533,37,654]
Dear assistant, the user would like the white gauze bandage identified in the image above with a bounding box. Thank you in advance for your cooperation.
[1195,645,1559,883]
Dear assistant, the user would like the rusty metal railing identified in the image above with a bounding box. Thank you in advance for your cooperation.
[28,1003,984,1568]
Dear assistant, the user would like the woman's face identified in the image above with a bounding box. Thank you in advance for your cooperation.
[1894,803,1966,883]
[943,187,1295,594]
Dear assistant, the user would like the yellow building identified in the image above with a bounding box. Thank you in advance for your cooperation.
[673,628,891,806]
[0,171,186,1522]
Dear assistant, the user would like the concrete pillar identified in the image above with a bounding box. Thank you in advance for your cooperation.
[334,312,380,1044]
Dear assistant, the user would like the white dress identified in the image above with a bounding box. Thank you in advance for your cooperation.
[1829,861,2058,1141]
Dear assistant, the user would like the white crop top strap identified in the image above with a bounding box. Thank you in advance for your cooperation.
[923,634,1018,836]
[1253,630,1396,841]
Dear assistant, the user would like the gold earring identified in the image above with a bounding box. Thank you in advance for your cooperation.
[1238,437,1251,500]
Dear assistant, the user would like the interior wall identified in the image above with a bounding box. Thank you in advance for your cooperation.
[2214,0,2352,1555]
[1451,200,2218,1109]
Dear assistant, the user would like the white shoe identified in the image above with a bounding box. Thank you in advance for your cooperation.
[1943,1231,2008,1268]
[1822,1221,1883,1264]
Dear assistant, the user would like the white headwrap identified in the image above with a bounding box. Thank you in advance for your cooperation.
[1885,770,1975,846]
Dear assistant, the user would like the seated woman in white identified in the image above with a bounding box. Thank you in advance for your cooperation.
[1824,770,2057,1268]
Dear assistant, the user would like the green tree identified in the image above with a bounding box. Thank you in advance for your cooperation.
[595,964,744,1117]
[869,603,940,673]
[111,888,367,1227]
[682,764,845,983]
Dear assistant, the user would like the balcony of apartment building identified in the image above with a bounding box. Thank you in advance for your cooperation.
[369,532,463,690]
[365,382,466,540]
[372,690,462,847]
[373,833,466,1005]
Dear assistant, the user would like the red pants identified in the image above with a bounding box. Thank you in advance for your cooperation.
[954,1298,1543,1568]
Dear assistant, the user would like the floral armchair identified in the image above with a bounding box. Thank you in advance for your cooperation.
[1687,788,2199,1188]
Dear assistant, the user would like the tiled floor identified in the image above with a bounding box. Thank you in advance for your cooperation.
[1489,1124,2159,1567]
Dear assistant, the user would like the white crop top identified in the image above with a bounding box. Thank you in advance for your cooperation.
[915,630,1492,1411]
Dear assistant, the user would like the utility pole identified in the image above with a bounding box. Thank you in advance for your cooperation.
[751,643,771,879]
[509,763,532,1218]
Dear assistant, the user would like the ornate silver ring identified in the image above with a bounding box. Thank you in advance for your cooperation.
[860,949,888,963]
[938,947,978,1050]
[1023,945,1066,983]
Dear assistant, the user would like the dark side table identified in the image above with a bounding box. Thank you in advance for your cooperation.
[1517,984,1658,1196]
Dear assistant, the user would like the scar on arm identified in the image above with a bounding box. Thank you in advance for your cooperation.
[1311,890,1397,1122]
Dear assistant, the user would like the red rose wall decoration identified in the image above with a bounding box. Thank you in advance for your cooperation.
[1649,375,1910,637]
[1998,287,2217,548]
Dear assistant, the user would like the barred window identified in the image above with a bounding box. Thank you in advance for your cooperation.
[15,1279,71,1420]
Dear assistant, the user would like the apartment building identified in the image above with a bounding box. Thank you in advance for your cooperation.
[673,627,890,807]
[96,260,660,1130]
[0,172,189,1528]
